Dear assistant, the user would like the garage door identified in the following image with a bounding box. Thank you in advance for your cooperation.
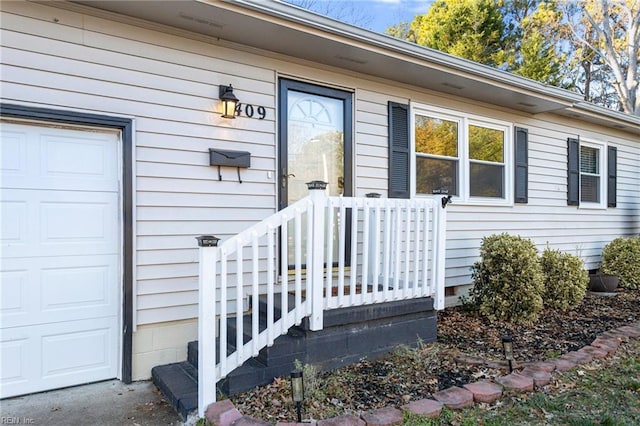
[1,122,120,398]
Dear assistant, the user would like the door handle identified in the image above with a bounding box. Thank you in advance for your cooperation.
[281,173,295,188]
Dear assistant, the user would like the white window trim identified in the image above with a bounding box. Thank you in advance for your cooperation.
[578,138,607,210]
[410,103,513,206]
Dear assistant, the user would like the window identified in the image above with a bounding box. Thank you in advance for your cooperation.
[412,105,512,204]
[469,123,505,198]
[415,114,459,195]
[567,138,611,208]
[580,145,601,203]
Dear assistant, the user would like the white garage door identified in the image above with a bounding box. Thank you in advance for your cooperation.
[1,122,121,398]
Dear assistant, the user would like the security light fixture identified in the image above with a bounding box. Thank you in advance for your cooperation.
[290,370,304,422]
[502,335,513,373]
[219,84,239,118]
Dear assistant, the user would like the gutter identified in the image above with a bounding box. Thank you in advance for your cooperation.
[571,101,640,130]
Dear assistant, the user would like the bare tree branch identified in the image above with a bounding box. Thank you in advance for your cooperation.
[568,0,639,115]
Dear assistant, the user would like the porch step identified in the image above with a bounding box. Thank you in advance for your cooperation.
[187,333,303,373]
[151,361,198,419]
[186,333,304,396]
[153,335,290,420]
[153,296,437,420]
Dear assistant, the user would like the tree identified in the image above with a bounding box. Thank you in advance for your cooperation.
[402,0,638,114]
[409,0,506,67]
[386,21,412,40]
[500,1,567,86]
[565,0,640,115]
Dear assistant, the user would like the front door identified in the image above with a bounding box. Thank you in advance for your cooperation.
[278,79,352,208]
[278,79,353,265]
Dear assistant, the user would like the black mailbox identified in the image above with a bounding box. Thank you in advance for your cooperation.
[209,149,251,168]
[209,149,251,183]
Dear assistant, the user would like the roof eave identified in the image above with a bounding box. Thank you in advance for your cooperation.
[66,0,639,135]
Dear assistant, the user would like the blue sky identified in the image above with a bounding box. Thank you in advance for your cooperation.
[287,0,433,33]
[361,0,432,32]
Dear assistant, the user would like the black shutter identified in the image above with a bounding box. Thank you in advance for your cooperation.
[567,137,580,206]
[607,146,617,207]
[514,127,528,203]
[388,102,410,199]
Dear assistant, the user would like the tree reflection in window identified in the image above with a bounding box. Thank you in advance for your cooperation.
[415,114,459,195]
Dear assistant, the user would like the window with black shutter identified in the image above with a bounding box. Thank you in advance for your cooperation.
[568,137,614,208]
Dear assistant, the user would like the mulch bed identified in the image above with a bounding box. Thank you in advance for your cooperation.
[230,288,640,423]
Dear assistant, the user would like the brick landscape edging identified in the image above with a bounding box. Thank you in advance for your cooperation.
[204,321,640,426]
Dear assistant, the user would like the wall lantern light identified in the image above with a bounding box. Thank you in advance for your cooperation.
[502,335,514,373]
[195,235,220,247]
[219,84,239,118]
[290,370,304,422]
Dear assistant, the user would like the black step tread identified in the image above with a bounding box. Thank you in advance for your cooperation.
[188,338,240,369]
[257,292,298,320]
[226,313,264,343]
[151,362,197,420]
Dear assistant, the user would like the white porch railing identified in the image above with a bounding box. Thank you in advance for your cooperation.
[197,183,448,416]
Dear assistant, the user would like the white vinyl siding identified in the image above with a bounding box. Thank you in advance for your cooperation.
[2,0,639,331]
[355,92,397,196]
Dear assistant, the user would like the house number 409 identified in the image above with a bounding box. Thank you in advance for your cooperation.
[234,103,266,120]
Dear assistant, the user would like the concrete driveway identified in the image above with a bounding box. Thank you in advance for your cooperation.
[0,380,182,425]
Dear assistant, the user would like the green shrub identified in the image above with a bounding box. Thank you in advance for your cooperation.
[601,236,640,289]
[541,247,588,310]
[469,233,544,324]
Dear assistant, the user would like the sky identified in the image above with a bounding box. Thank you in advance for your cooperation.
[356,0,432,32]
[286,0,434,34]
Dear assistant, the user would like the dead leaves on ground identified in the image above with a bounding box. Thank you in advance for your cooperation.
[231,289,640,422]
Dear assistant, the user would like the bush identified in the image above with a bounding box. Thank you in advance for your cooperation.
[541,247,588,310]
[469,233,544,324]
[601,236,640,289]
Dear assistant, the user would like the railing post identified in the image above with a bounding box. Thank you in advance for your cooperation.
[365,193,381,290]
[196,235,220,418]
[307,181,327,331]
[433,198,449,310]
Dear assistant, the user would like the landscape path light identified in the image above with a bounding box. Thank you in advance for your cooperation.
[290,369,304,422]
[502,335,514,373]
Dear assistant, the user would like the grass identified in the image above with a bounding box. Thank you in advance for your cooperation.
[403,342,640,425]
